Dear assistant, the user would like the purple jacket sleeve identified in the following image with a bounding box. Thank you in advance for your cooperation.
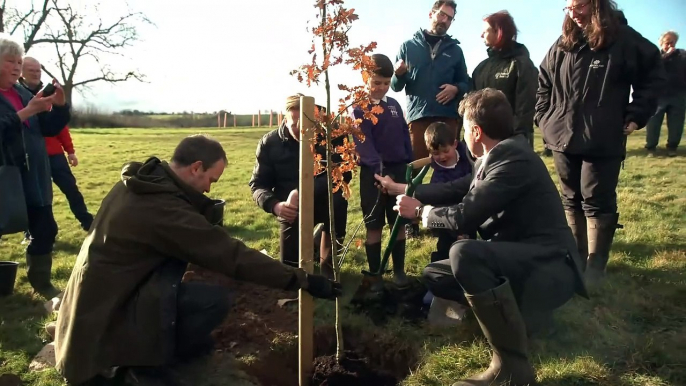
[352,108,382,172]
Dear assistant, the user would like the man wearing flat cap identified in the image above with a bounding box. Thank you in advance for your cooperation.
[249,94,350,278]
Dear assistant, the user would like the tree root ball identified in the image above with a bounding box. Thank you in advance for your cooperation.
[311,351,397,386]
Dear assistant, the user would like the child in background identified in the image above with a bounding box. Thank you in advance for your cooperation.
[352,53,414,288]
[424,121,473,262]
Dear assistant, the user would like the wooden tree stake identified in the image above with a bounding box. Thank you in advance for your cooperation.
[298,95,315,386]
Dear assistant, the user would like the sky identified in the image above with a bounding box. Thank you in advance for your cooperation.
[21,0,686,114]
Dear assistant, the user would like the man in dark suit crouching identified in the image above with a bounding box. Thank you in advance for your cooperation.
[387,88,588,386]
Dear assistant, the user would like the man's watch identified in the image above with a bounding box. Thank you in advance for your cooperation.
[414,204,424,219]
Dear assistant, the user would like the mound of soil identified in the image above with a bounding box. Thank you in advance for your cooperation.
[183,265,419,386]
[183,265,299,357]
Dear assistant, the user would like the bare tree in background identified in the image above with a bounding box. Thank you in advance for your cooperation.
[2,0,151,106]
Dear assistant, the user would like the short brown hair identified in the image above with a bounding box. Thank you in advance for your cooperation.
[458,88,514,140]
[171,134,227,170]
[424,122,456,151]
[431,0,456,13]
[371,54,394,78]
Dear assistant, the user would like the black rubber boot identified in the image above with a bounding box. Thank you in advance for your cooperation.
[565,210,588,269]
[453,279,537,386]
[586,213,621,288]
[392,239,409,288]
[26,253,60,299]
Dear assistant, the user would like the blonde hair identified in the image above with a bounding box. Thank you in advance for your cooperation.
[0,33,25,59]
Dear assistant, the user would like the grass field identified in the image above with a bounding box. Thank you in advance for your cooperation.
[1,127,685,386]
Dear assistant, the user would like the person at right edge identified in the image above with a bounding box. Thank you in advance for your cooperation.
[644,30,686,157]
[472,10,538,148]
[535,0,665,288]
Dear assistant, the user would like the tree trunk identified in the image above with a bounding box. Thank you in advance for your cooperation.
[63,84,73,107]
[321,2,345,363]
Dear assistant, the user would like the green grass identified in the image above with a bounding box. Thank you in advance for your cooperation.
[1,127,685,385]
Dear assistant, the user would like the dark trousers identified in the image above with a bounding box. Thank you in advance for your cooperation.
[552,152,623,217]
[422,239,577,315]
[50,154,93,230]
[73,283,231,386]
[176,282,232,360]
[645,93,686,150]
[26,205,58,255]
[279,175,348,267]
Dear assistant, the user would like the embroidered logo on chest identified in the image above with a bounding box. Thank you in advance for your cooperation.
[589,59,606,69]
[388,105,399,117]
[494,71,511,79]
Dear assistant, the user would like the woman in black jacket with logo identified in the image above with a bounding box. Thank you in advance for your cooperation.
[535,0,665,287]
[472,11,538,147]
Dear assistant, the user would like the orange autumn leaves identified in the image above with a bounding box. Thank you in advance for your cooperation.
[291,0,383,200]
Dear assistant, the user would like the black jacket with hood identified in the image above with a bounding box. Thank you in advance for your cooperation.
[472,42,538,136]
[535,13,666,156]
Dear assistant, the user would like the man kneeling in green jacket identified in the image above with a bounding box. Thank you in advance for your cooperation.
[55,134,341,385]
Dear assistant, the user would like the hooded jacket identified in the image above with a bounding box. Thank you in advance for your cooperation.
[472,42,538,135]
[391,29,470,123]
[55,157,305,384]
[535,17,666,156]
[0,84,69,207]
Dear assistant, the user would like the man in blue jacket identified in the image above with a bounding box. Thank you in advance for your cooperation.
[391,0,470,237]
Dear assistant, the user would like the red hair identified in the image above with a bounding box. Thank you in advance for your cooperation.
[484,11,518,50]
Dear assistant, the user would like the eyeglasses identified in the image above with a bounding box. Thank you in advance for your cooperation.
[434,10,454,22]
[563,1,591,14]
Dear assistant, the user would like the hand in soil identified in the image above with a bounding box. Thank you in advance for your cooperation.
[305,274,343,300]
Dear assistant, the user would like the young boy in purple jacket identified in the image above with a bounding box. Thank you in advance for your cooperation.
[352,54,414,288]
[425,122,472,261]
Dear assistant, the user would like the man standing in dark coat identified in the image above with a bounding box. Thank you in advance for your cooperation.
[20,56,94,231]
[645,30,686,157]
[383,89,587,386]
[55,135,341,386]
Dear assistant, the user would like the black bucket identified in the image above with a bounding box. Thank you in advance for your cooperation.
[209,199,226,226]
[0,261,19,296]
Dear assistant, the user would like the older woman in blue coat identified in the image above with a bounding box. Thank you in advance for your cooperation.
[0,34,71,299]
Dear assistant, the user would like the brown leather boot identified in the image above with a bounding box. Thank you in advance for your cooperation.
[453,279,537,386]
[565,210,588,268]
[585,213,621,288]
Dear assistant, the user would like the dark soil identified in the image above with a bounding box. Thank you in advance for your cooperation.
[0,374,22,386]
[183,265,299,357]
[311,352,396,386]
[183,265,419,386]
[349,277,430,326]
